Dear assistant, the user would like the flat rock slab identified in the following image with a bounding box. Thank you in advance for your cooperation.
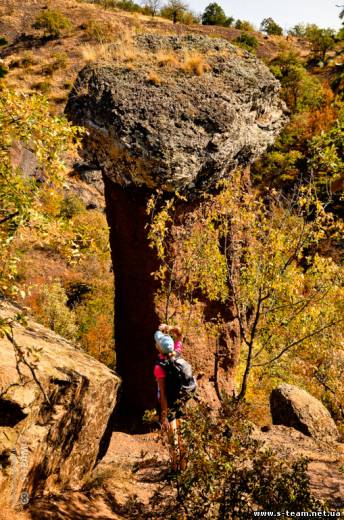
[66,34,287,193]
[270,384,339,441]
[0,302,120,503]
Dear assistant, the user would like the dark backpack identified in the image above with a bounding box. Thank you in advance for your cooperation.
[158,355,197,408]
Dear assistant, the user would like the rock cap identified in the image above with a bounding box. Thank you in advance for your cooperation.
[66,34,288,193]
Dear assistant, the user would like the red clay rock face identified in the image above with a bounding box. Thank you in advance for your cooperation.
[66,34,287,420]
[104,180,161,418]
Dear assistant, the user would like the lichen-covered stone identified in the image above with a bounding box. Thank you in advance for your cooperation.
[0,302,120,501]
[270,384,339,441]
[66,34,287,193]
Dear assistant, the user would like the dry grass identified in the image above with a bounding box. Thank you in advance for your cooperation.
[156,50,179,68]
[1,0,217,109]
[81,38,141,66]
[146,70,161,85]
[181,51,211,76]
[81,43,114,63]
[83,19,120,43]
[154,49,211,76]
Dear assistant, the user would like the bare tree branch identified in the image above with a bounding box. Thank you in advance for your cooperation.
[0,211,19,225]
[253,319,344,367]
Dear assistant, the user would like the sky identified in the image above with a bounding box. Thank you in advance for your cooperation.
[188,0,343,31]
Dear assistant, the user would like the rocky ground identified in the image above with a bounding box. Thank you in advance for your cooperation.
[255,426,344,508]
[20,426,344,519]
[4,430,170,520]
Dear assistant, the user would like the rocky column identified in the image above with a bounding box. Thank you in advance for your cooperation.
[66,34,287,420]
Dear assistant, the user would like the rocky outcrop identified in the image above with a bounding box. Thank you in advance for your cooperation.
[66,35,287,194]
[270,384,339,441]
[255,425,344,508]
[0,301,120,504]
[66,34,287,419]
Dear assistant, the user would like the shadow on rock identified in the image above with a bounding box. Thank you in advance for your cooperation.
[28,492,118,520]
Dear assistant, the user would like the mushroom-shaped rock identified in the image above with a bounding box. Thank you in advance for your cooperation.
[0,302,120,502]
[270,384,339,441]
[66,34,287,420]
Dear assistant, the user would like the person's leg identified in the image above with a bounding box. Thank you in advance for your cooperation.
[167,417,179,470]
[176,418,187,470]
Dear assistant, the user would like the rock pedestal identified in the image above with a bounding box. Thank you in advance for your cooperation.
[66,34,287,418]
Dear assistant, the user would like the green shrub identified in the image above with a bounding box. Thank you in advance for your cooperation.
[0,62,8,78]
[99,0,120,7]
[41,53,68,76]
[59,195,86,220]
[9,51,37,70]
[116,0,143,12]
[234,32,258,52]
[148,402,322,518]
[84,19,118,43]
[269,52,326,112]
[33,9,72,38]
[38,282,77,340]
[31,81,51,94]
[234,19,255,32]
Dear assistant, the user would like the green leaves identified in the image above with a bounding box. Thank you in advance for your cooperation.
[33,9,72,38]
[147,170,343,404]
[308,106,344,189]
[0,87,82,297]
[158,403,321,518]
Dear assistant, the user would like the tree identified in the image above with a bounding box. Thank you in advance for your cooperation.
[141,0,161,16]
[201,2,227,26]
[288,23,307,37]
[304,25,335,61]
[269,51,327,112]
[308,106,344,192]
[160,0,189,23]
[0,88,82,400]
[339,4,344,20]
[147,173,343,402]
[0,88,81,299]
[234,19,254,32]
[260,17,283,36]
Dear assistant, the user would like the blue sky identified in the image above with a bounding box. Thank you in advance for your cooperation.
[188,0,343,31]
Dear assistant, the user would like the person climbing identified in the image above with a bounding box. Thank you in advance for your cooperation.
[153,324,196,471]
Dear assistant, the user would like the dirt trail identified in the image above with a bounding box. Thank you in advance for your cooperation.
[2,426,343,519]
[23,431,169,520]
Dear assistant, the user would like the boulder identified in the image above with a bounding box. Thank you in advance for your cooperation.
[66,34,287,194]
[270,384,339,441]
[0,301,120,504]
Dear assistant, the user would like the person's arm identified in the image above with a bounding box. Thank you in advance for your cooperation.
[158,323,169,333]
[159,323,182,342]
[169,326,182,342]
[157,377,169,429]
